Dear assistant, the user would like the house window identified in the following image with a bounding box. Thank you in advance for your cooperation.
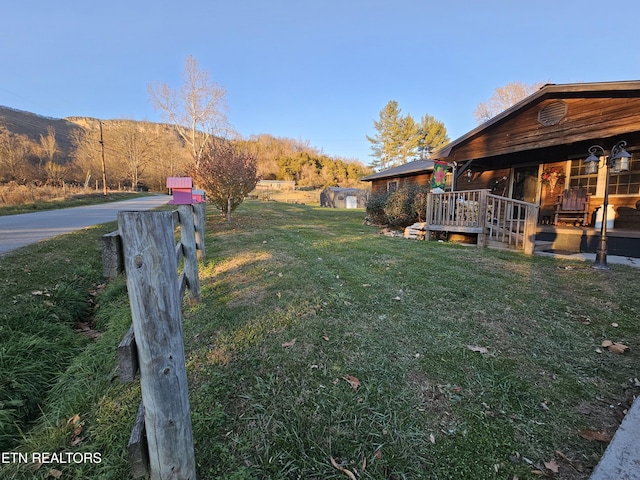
[569,154,640,196]
[608,153,640,195]
[568,159,598,195]
[387,181,398,192]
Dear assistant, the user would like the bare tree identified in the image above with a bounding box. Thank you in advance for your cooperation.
[110,122,159,190]
[70,124,104,188]
[43,160,67,186]
[39,126,58,166]
[0,126,34,182]
[149,55,229,172]
[473,81,546,124]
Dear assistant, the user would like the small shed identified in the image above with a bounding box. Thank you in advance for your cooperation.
[320,187,368,208]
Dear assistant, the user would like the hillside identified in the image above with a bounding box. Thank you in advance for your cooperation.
[0,106,82,157]
[0,105,372,190]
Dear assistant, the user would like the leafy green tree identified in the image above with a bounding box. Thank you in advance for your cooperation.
[417,114,449,158]
[367,101,447,170]
[367,100,405,170]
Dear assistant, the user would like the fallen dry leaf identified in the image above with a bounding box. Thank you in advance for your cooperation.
[343,375,361,391]
[544,459,559,473]
[601,340,629,354]
[579,429,612,442]
[609,343,629,354]
[329,456,356,480]
[467,345,489,354]
[67,414,80,426]
[281,338,296,348]
[48,469,62,479]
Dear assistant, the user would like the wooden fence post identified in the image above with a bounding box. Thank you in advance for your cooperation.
[118,211,196,480]
[192,202,206,260]
[102,231,123,278]
[178,205,201,303]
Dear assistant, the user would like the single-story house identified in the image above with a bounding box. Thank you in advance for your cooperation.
[360,159,439,194]
[362,81,640,257]
[320,187,369,208]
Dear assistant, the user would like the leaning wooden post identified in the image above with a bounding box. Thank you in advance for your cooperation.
[178,205,201,303]
[192,202,206,260]
[118,211,196,480]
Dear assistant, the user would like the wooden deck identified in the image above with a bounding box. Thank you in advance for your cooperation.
[425,189,539,254]
[423,189,640,257]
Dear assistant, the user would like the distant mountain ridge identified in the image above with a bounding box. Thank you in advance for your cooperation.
[0,105,169,161]
[0,105,84,157]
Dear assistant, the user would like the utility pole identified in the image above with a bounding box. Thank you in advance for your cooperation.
[99,121,108,196]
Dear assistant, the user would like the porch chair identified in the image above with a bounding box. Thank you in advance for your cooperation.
[553,187,590,226]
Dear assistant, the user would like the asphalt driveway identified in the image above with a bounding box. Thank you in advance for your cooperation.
[0,195,171,255]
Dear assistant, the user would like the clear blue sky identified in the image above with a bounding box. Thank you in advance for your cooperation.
[2,0,639,164]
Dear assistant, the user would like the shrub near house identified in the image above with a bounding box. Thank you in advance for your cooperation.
[366,184,428,227]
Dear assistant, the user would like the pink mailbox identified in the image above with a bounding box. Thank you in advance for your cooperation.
[167,177,194,205]
[192,189,206,203]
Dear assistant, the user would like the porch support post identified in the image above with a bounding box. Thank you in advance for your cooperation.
[476,189,488,248]
[523,203,540,255]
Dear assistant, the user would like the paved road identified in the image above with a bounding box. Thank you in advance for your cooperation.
[0,195,171,255]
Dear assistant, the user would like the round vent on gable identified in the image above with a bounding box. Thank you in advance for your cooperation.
[538,101,567,126]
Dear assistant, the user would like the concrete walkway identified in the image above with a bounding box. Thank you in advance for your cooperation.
[535,251,640,268]
[590,395,640,479]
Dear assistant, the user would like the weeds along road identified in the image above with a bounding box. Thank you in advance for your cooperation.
[0,195,171,255]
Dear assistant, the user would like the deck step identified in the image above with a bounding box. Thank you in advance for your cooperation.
[486,239,520,251]
[533,240,554,252]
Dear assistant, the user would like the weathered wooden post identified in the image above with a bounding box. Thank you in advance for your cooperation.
[477,189,488,248]
[192,202,206,260]
[118,211,196,480]
[178,205,201,303]
[523,203,540,255]
[102,231,124,278]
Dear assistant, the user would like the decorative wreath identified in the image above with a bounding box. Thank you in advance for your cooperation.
[541,166,566,188]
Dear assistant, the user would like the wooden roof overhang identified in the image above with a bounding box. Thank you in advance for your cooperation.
[434,81,640,172]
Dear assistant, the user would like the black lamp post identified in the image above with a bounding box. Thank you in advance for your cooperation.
[583,140,631,269]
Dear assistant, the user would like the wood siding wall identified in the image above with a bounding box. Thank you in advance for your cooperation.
[447,98,640,162]
[370,173,431,195]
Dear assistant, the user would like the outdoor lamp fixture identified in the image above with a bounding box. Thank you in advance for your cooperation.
[583,140,631,269]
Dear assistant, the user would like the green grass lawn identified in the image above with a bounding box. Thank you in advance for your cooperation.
[2,200,639,480]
